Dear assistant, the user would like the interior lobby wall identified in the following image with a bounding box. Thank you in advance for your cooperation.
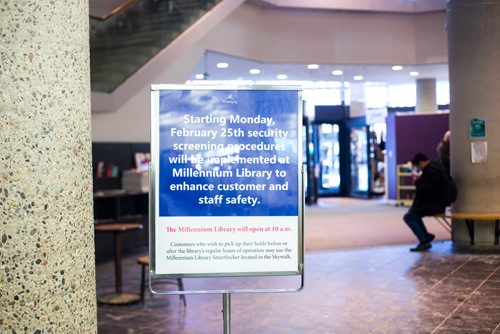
[203,4,447,65]
[91,3,447,142]
[414,12,448,63]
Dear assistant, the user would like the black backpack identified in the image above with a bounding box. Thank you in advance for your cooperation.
[439,171,458,206]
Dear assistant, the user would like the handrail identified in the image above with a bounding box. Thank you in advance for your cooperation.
[90,0,223,93]
[89,0,139,21]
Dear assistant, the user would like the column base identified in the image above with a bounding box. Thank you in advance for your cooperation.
[98,293,141,305]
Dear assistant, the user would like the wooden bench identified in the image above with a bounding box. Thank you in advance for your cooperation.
[434,213,500,246]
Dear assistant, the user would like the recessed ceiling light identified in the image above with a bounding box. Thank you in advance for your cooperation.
[216,62,229,69]
[307,64,319,70]
[332,70,343,76]
[249,68,261,75]
[353,75,363,81]
[277,74,288,80]
[195,73,205,79]
[410,71,419,76]
[392,65,403,71]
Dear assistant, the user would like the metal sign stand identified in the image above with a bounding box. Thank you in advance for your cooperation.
[150,86,305,334]
[223,293,231,334]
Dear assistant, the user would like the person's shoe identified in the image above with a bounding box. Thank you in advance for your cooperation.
[410,242,432,252]
[425,233,435,243]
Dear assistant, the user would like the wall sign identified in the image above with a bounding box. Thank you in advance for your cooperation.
[150,85,303,279]
[470,118,486,138]
[471,141,487,164]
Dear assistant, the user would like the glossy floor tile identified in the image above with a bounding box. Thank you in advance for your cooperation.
[97,241,500,334]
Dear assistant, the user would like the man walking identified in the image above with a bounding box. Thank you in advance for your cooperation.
[404,153,447,251]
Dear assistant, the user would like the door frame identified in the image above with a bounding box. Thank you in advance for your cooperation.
[345,117,372,198]
[312,121,346,196]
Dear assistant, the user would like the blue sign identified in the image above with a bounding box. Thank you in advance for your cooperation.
[157,88,299,217]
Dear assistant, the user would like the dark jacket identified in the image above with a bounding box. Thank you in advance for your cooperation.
[410,161,447,216]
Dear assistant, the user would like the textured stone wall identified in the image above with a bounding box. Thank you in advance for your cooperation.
[0,1,97,332]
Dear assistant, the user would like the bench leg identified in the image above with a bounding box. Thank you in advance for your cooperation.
[495,220,500,246]
[465,219,475,246]
[434,216,452,233]
[140,264,146,304]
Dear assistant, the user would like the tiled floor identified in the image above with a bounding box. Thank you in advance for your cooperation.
[97,241,500,333]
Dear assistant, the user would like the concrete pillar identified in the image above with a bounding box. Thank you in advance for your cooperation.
[447,0,500,246]
[416,78,437,113]
[349,82,366,117]
[0,1,97,332]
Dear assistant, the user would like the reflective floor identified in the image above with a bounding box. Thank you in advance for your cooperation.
[97,241,500,334]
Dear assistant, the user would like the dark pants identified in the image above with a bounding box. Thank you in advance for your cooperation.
[404,211,431,243]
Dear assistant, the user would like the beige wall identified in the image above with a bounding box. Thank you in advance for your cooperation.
[259,8,417,64]
[202,5,447,65]
[91,3,447,142]
[414,12,448,63]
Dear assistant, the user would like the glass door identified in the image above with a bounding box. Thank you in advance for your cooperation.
[369,123,386,196]
[349,125,371,197]
[316,123,341,195]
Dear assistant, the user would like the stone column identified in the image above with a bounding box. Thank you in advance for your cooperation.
[349,82,366,117]
[447,0,500,246]
[415,78,437,113]
[0,1,97,332]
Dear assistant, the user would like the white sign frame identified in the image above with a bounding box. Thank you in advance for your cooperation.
[149,84,304,295]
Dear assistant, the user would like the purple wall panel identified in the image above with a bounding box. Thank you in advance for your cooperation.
[396,113,449,164]
[386,112,449,200]
[386,114,397,200]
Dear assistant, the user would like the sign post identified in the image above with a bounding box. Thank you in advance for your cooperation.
[223,293,231,333]
[149,85,304,331]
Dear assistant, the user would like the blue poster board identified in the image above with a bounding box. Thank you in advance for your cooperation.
[158,89,298,217]
[150,85,304,280]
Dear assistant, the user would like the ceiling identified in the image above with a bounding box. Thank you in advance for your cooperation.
[188,51,449,87]
[188,0,448,86]
[89,0,449,86]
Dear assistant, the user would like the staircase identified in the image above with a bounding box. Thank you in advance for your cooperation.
[90,0,220,93]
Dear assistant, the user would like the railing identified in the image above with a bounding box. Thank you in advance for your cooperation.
[90,0,139,21]
[90,0,220,93]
